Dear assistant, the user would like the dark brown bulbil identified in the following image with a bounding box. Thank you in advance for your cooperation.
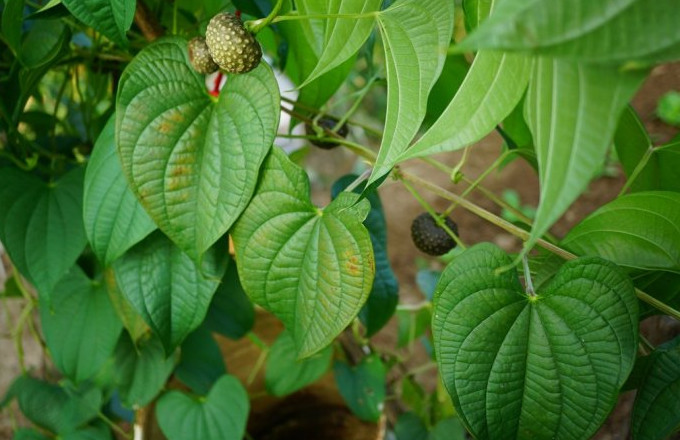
[205,13,262,74]
[187,37,219,74]
[305,117,349,150]
[410,212,459,256]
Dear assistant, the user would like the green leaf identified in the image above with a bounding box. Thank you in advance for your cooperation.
[462,0,492,31]
[1,0,24,55]
[429,417,467,440]
[634,271,680,318]
[113,231,228,353]
[398,51,531,162]
[116,38,280,259]
[203,257,254,340]
[657,91,680,126]
[332,175,398,336]
[614,105,652,183]
[613,105,680,191]
[84,116,156,266]
[501,95,538,169]
[396,307,431,348]
[104,268,150,343]
[62,0,135,46]
[0,167,87,300]
[5,376,101,435]
[631,338,680,440]
[395,412,429,440]
[12,428,51,440]
[368,0,454,185]
[156,375,249,440]
[279,1,355,111]
[629,142,680,192]
[296,0,381,86]
[40,267,123,384]
[432,243,638,440]
[524,59,646,253]
[424,54,470,127]
[60,422,112,440]
[459,0,680,66]
[561,191,680,272]
[232,147,374,357]
[114,333,176,408]
[175,325,226,395]
[19,19,70,68]
[334,354,386,423]
[265,330,333,397]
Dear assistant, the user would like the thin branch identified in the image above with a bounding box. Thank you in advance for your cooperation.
[134,0,164,42]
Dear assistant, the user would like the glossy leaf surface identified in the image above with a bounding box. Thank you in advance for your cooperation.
[433,243,638,440]
[40,267,123,383]
[84,116,156,266]
[116,38,280,259]
[232,148,374,357]
[0,167,86,299]
[113,231,227,353]
[562,191,680,272]
[156,375,249,440]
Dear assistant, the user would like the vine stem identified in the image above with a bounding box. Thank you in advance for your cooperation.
[399,169,680,321]
[618,146,654,196]
[247,0,284,34]
[270,11,379,25]
[280,95,383,137]
[399,170,572,259]
[278,97,679,320]
[98,411,132,439]
[442,150,511,217]
[279,106,378,162]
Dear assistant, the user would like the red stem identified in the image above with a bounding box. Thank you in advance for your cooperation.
[210,72,224,97]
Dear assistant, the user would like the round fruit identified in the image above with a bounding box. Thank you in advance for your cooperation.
[205,13,262,74]
[187,37,219,74]
[410,212,459,256]
[305,117,349,150]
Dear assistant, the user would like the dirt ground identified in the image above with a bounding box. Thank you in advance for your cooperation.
[1,62,679,439]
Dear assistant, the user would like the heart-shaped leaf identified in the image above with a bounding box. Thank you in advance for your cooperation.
[84,115,156,266]
[334,354,386,423]
[631,337,680,440]
[265,329,333,397]
[232,147,374,357]
[432,243,638,440]
[175,325,226,395]
[113,231,228,354]
[40,266,123,384]
[156,375,249,440]
[0,167,87,300]
[4,376,101,435]
[114,333,176,408]
[561,191,680,272]
[19,19,70,68]
[116,37,280,259]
